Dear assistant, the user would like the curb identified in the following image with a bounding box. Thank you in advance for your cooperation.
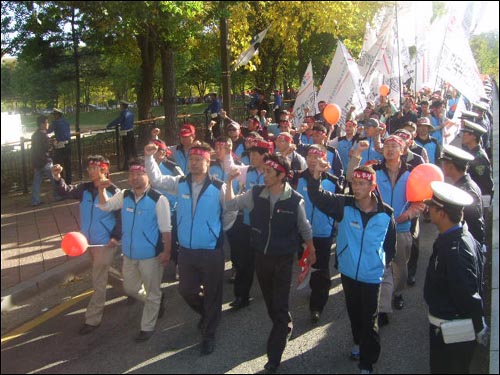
[1,253,91,313]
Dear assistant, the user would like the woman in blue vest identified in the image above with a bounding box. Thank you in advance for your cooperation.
[308,162,396,375]
[226,154,316,374]
[144,141,235,356]
[98,157,172,343]
[52,155,121,335]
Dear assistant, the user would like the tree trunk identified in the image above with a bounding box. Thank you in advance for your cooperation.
[160,43,177,146]
[135,27,157,151]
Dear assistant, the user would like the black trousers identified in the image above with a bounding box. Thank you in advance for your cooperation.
[429,324,477,374]
[341,274,381,372]
[309,236,333,313]
[255,251,294,367]
[54,145,72,184]
[407,217,420,279]
[178,247,224,340]
[226,217,255,299]
[121,131,137,169]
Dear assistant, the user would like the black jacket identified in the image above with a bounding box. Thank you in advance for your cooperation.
[424,226,485,332]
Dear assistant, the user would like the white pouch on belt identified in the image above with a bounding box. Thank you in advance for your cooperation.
[440,319,475,344]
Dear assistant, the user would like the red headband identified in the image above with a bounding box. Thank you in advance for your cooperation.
[129,165,146,173]
[307,148,326,158]
[384,135,405,148]
[352,170,376,183]
[277,134,293,143]
[265,159,287,174]
[189,148,211,160]
[88,160,109,170]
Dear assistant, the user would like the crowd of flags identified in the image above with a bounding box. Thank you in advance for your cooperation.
[232,2,487,128]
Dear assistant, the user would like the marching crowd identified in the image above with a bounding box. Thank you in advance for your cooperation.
[30,77,495,374]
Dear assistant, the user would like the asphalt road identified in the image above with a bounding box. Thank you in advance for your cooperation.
[0,219,488,374]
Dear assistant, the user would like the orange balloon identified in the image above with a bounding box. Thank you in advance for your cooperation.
[61,232,88,257]
[379,84,390,96]
[323,103,341,125]
[406,163,444,202]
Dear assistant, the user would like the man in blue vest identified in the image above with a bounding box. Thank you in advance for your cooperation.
[308,160,396,375]
[52,155,121,335]
[144,141,235,355]
[226,154,316,374]
[98,157,171,342]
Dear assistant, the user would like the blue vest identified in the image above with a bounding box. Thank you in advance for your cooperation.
[360,137,383,166]
[174,146,189,174]
[158,159,183,213]
[430,115,443,145]
[375,166,411,232]
[297,172,336,238]
[337,136,356,175]
[210,161,240,194]
[336,204,391,283]
[176,175,223,250]
[121,189,162,260]
[415,137,439,165]
[243,167,265,225]
[80,184,118,245]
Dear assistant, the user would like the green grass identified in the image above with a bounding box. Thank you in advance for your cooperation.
[20,103,210,131]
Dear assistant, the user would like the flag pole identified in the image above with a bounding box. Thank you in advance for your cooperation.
[395,2,402,109]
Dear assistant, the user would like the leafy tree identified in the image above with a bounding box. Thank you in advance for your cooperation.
[470,31,499,82]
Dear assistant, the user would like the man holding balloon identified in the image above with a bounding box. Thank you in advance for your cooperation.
[53,155,122,335]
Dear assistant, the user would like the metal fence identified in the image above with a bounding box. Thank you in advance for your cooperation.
[1,107,250,194]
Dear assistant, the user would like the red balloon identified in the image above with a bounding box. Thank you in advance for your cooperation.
[379,84,390,96]
[406,163,444,202]
[61,232,88,257]
[323,103,341,125]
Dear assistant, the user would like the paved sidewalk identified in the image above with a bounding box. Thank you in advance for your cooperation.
[1,170,130,310]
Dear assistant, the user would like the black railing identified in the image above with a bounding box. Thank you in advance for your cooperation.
[1,107,251,194]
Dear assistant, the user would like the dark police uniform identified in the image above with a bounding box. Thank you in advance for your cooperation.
[440,144,485,246]
[423,182,485,374]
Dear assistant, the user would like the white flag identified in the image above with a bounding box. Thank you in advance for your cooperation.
[317,41,367,127]
[233,26,270,69]
[292,61,316,128]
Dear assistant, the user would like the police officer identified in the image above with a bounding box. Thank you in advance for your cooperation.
[439,145,485,246]
[460,120,493,209]
[423,181,488,374]
[107,101,137,170]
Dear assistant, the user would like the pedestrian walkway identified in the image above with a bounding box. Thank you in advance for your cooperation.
[1,170,129,308]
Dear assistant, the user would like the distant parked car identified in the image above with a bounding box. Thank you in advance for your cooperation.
[88,104,107,111]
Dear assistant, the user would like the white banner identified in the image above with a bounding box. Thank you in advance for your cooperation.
[317,41,367,126]
[437,22,485,103]
[292,61,316,128]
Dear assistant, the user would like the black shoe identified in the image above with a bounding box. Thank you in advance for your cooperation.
[126,296,137,305]
[264,361,279,374]
[228,269,236,284]
[135,330,154,342]
[158,292,166,319]
[229,297,250,310]
[200,338,215,355]
[79,324,100,335]
[378,313,389,327]
[393,294,404,310]
[310,311,321,323]
[407,276,416,286]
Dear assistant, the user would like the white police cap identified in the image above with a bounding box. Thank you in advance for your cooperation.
[440,144,474,165]
[458,110,480,120]
[471,101,488,112]
[461,120,486,135]
[424,181,473,208]
[53,108,64,114]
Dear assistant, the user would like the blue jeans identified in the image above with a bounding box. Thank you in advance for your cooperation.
[31,162,59,205]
